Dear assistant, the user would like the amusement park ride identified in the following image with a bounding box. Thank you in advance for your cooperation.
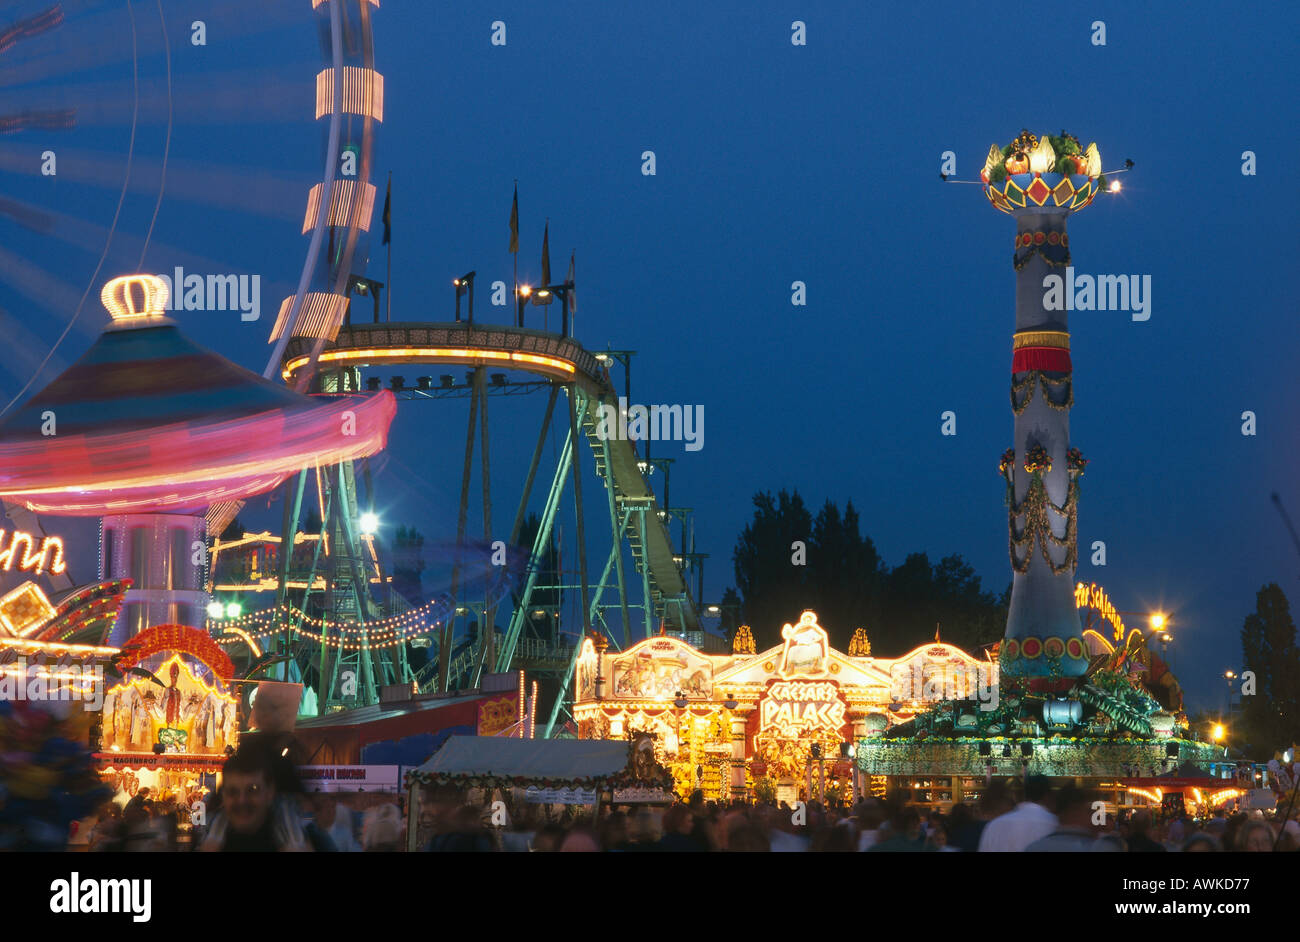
[0,0,704,736]
[216,0,707,720]
[0,8,1210,775]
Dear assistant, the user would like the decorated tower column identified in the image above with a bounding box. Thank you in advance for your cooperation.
[981,131,1103,693]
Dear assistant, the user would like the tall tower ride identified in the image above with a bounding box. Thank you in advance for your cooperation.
[981,130,1103,693]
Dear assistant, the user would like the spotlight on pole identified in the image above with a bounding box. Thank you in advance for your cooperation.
[360,512,379,535]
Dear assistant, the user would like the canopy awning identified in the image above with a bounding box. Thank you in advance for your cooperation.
[411,736,630,781]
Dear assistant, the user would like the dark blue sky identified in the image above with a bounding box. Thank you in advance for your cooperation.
[3,1,1297,712]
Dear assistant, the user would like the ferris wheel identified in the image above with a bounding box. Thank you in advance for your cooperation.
[0,0,178,594]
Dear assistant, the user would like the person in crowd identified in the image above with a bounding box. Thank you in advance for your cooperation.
[361,803,405,852]
[89,802,124,852]
[310,794,360,852]
[1182,832,1221,852]
[856,799,885,851]
[200,747,313,852]
[925,820,961,852]
[868,806,932,852]
[762,803,810,852]
[657,803,706,851]
[559,826,601,852]
[427,803,492,852]
[1235,819,1275,852]
[1025,786,1119,852]
[978,776,1057,852]
[530,823,567,852]
[1124,810,1167,852]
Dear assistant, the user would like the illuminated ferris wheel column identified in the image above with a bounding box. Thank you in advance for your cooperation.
[271,0,383,356]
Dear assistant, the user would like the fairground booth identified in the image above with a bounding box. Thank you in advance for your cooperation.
[572,609,991,804]
[573,603,1232,810]
[404,733,672,850]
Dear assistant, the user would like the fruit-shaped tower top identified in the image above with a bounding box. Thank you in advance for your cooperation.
[982,129,1102,214]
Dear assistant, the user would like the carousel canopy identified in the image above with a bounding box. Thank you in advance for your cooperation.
[0,275,394,514]
[413,736,631,782]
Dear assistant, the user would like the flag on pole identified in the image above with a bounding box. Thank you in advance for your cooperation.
[381,174,391,246]
[508,183,519,254]
[540,221,551,286]
[566,251,576,315]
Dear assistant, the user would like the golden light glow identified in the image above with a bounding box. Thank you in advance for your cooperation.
[0,637,117,657]
[1212,723,1225,742]
[103,654,238,757]
[315,67,384,121]
[1109,180,1122,193]
[220,627,262,658]
[1126,786,1163,804]
[1076,582,1127,642]
[1150,613,1166,630]
[270,292,349,343]
[0,530,67,577]
[0,581,56,637]
[282,346,578,381]
[100,274,169,324]
[759,680,847,739]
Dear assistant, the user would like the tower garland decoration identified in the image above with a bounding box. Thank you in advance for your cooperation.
[1003,446,1080,575]
[1011,371,1073,415]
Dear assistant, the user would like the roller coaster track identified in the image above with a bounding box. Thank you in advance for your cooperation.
[283,321,700,678]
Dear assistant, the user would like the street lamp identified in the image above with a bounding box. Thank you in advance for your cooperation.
[525,281,576,336]
[515,284,532,326]
[453,271,476,323]
[1212,723,1226,742]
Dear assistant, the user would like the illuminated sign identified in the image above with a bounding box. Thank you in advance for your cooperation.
[0,581,56,637]
[778,611,829,677]
[0,530,67,576]
[759,681,847,738]
[1076,581,1126,642]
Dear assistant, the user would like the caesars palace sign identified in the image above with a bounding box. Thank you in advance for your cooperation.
[759,681,847,738]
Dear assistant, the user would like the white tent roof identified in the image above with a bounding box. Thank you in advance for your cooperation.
[412,736,630,780]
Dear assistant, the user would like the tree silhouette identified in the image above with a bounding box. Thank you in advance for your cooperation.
[1240,583,1300,755]
[731,489,1007,656]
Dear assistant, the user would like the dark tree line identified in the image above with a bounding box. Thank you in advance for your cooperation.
[732,489,1008,656]
[1239,583,1300,756]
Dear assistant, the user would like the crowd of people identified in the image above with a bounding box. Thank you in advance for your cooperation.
[419,775,1300,853]
[65,751,1299,853]
[70,735,406,852]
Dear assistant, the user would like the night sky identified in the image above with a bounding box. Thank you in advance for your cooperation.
[2,1,1296,713]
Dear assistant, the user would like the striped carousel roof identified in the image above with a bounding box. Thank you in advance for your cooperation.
[0,275,395,514]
